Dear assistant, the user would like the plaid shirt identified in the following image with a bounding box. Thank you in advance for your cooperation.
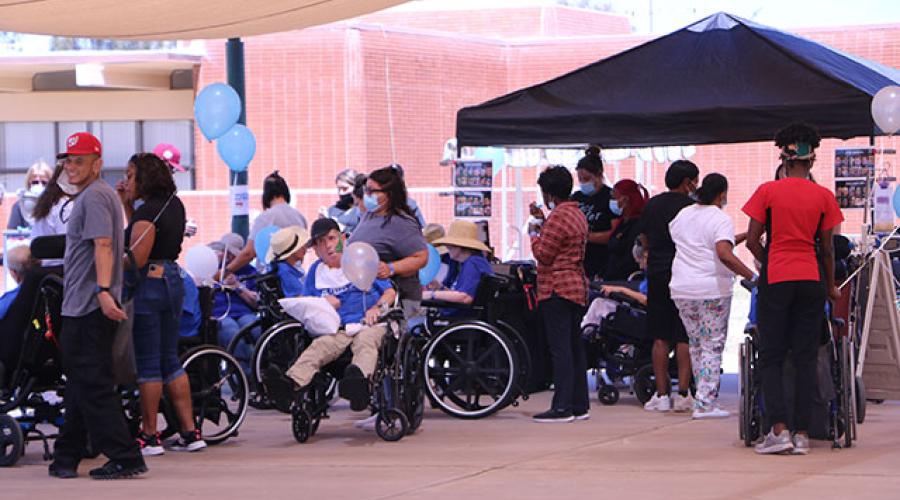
[530,201,589,306]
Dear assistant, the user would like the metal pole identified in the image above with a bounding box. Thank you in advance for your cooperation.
[226,37,249,239]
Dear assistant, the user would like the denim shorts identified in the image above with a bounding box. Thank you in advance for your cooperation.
[132,261,186,384]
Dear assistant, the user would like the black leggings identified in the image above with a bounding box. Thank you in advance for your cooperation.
[757,279,825,432]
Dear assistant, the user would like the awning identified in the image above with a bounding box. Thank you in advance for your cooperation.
[456,12,900,148]
[0,0,409,40]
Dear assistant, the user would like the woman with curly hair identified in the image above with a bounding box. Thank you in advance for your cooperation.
[120,152,205,456]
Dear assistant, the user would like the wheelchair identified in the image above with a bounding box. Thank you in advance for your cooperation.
[0,270,65,467]
[417,272,532,419]
[288,306,426,443]
[223,267,339,412]
[121,283,250,446]
[739,285,861,449]
[581,282,694,406]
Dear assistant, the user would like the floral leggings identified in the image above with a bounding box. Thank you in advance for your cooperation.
[673,297,732,410]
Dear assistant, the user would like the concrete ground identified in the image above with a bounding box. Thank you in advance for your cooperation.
[3,377,899,500]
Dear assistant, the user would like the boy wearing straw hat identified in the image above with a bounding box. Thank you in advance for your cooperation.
[425,220,494,314]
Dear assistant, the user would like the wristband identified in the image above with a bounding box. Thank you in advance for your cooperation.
[388,263,396,276]
[94,285,111,295]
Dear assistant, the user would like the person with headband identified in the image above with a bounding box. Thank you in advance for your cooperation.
[637,160,699,413]
[743,123,843,456]
[570,146,618,280]
[604,179,649,281]
[670,173,755,420]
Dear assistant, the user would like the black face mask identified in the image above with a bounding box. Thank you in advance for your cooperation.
[336,193,354,210]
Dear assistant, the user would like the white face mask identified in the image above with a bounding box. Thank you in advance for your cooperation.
[57,171,80,196]
[28,183,45,196]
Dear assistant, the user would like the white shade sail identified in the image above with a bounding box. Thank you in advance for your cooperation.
[0,0,409,40]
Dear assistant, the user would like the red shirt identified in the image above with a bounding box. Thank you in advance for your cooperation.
[531,201,589,306]
[742,178,843,284]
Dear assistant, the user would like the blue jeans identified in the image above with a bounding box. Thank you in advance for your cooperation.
[132,261,185,384]
[217,313,260,374]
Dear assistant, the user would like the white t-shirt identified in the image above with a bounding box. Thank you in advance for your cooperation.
[669,204,736,300]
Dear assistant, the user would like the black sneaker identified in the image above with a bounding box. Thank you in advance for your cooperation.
[532,408,574,423]
[48,462,78,479]
[573,410,591,421]
[339,364,370,412]
[265,366,298,408]
[137,431,164,456]
[89,460,148,480]
[169,429,207,452]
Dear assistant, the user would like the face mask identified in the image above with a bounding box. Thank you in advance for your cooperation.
[547,201,556,211]
[609,199,623,216]
[363,194,381,212]
[580,182,596,196]
[29,183,45,196]
[56,171,80,196]
[338,193,353,207]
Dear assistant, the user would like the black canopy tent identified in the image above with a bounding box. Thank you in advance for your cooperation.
[456,12,900,149]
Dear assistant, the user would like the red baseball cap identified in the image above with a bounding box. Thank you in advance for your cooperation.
[57,132,102,159]
[152,143,185,172]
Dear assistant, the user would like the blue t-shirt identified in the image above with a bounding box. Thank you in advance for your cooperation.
[276,261,306,298]
[179,273,201,337]
[0,287,20,320]
[442,254,493,316]
[303,260,392,325]
[639,278,648,296]
[212,263,257,319]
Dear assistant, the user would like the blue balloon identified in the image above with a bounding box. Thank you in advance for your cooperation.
[217,124,256,172]
[418,244,442,286]
[194,83,242,141]
[893,185,900,218]
[254,225,279,265]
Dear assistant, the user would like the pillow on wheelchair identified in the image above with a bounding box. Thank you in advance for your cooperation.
[279,297,340,337]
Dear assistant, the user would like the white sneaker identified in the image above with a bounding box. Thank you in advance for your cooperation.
[353,414,377,431]
[643,393,671,412]
[755,430,794,455]
[692,406,731,419]
[791,434,810,455]
[672,393,694,413]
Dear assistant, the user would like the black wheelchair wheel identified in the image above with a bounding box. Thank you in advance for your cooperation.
[292,407,312,443]
[376,408,408,442]
[598,385,619,406]
[180,346,250,445]
[855,375,866,425]
[252,321,309,414]
[0,414,24,467]
[400,336,426,433]
[632,364,655,405]
[225,319,261,378]
[840,337,854,448]
[423,322,518,419]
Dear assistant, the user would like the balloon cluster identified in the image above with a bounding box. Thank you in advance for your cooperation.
[194,83,257,172]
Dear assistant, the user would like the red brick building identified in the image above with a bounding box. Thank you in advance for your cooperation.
[4,4,899,261]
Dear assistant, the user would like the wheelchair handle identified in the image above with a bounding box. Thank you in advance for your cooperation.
[607,291,642,309]
[377,307,405,324]
[740,278,756,292]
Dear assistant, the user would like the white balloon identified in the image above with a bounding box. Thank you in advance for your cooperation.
[184,245,218,281]
[340,242,380,291]
[872,85,900,135]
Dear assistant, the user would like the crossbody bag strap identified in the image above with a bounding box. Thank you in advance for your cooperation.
[129,192,175,252]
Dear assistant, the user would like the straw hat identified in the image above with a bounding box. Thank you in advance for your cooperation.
[266,225,309,263]
[433,220,490,253]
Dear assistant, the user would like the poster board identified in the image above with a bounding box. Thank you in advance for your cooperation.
[834,148,875,209]
[453,160,492,218]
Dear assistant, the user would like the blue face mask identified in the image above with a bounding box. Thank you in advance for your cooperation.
[547,201,556,210]
[580,182,596,196]
[609,199,623,216]
[363,194,380,212]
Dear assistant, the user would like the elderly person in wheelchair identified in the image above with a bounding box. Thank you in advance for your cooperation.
[422,220,493,315]
[268,218,396,413]
[0,245,36,379]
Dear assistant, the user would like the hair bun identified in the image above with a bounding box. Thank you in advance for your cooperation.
[585,145,601,157]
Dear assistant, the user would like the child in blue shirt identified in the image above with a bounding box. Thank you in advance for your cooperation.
[274,219,396,413]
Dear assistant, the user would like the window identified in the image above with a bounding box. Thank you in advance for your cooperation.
[0,120,195,191]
